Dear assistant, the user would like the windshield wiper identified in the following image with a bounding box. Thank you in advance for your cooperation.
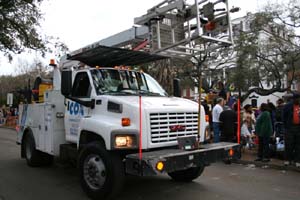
[136,90,162,96]
[102,91,136,95]
[102,89,163,96]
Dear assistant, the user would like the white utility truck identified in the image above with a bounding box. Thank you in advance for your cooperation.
[17,0,240,199]
[17,44,239,200]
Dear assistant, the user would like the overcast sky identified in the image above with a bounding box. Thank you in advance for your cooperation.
[0,0,274,75]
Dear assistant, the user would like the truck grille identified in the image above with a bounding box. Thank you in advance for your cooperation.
[150,112,198,143]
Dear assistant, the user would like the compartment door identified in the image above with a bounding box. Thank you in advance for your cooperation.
[44,104,54,154]
[37,105,45,151]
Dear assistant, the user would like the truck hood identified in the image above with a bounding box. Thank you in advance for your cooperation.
[110,96,198,111]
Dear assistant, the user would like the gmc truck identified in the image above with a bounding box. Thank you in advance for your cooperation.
[17,44,239,200]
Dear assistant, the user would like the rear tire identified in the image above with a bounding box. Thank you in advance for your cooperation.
[168,165,205,182]
[223,159,232,164]
[78,141,124,200]
[23,131,53,167]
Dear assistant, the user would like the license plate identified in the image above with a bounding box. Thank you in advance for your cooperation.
[177,136,198,151]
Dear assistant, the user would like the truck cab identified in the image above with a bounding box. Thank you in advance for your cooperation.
[62,66,209,150]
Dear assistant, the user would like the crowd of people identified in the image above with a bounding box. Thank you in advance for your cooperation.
[210,92,300,167]
[0,106,18,126]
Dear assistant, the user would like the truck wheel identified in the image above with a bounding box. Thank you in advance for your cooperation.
[40,151,54,166]
[78,142,124,200]
[223,159,232,165]
[23,131,53,167]
[168,166,205,182]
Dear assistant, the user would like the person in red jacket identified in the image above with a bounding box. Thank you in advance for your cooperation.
[282,93,300,167]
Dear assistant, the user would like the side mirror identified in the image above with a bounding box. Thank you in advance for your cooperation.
[67,97,95,109]
[173,78,181,97]
[61,70,72,96]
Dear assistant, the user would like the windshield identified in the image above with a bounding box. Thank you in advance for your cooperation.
[90,69,167,96]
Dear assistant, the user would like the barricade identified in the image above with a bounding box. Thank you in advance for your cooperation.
[4,116,18,128]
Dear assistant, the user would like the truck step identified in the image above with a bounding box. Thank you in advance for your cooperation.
[59,144,78,166]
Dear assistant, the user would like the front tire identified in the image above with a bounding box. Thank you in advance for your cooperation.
[168,165,205,182]
[78,142,124,200]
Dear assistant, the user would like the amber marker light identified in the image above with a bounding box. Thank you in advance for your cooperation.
[229,149,234,157]
[156,161,164,171]
[122,118,131,126]
[205,115,209,122]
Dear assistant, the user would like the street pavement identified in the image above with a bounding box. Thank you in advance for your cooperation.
[0,128,300,200]
[236,147,300,172]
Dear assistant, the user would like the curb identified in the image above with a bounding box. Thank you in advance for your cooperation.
[233,159,300,173]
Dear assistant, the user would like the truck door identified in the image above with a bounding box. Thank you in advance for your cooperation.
[65,72,91,143]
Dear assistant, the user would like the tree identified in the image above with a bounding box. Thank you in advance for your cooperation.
[207,1,300,102]
[0,0,68,62]
[0,0,47,60]
[237,8,300,100]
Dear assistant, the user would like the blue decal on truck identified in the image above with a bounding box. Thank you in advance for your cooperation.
[68,101,84,116]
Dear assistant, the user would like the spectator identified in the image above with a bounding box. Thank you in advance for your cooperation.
[255,103,273,162]
[241,104,256,149]
[219,105,237,142]
[0,108,4,125]
[201,99,210,115]
[275,99,284,122]
[2,106,7,118]
[243,104,256,133]
[268,102,276,134]
[227,94,236,108]
[241,120,255,148]
[282,93,300,167]
[275,98,285,136]
[217,82,227,101]
[10,108,15,116]
[212,97,224,143]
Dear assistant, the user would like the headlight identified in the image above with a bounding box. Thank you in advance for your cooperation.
[114,135,136,148]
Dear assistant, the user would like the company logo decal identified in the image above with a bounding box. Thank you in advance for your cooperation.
[169,125,186,132]
[67,101,84,116]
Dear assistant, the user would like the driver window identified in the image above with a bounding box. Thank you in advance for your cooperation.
[72,72,91,98]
